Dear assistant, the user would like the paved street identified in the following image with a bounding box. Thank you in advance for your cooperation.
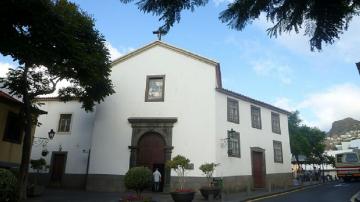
[256,181,360,202]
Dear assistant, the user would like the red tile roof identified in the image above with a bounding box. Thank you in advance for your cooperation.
[0,90,22,105]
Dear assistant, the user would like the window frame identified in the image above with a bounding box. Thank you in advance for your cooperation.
[57,113,73,133]
[273,140,283,163]
[227,98,239,124]
[271,112,281,134]
[145,75,165,102]
[2,111,22,144]
[251,105,262,129]
[227,130,240,158]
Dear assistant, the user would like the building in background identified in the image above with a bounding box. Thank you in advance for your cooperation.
[0,90,44,169]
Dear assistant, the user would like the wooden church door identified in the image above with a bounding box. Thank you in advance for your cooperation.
[137,133,166,191]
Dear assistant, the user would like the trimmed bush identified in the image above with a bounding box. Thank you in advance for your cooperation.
[0,168,18,202]
[124,166,152,197]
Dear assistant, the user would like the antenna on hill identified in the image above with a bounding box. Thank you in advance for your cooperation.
[152,28,166,41]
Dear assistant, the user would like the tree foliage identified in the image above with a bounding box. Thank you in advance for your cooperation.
[199,163,219,187]
[120,0,208,33]
[124,167,152,198]
[121,0,360,51]
[0,0,114,200]
[288,111,306,162]
[0,168,18,202]
[166,155,191,190]
[300,125,326,165]
[288,111,326,165]
[30,158,48,173]
[0,0,114,111]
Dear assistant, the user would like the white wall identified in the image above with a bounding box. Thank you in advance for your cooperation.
[30,100,95,174]
[89,45,218,176]
[215,92,292,177]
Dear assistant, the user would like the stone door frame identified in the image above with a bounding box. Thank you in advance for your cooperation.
[128,117,177,191]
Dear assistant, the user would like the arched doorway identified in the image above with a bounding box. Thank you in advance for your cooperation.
[128,117,177,192]
[137,132,166,191]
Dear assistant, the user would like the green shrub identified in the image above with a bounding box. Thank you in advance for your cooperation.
[124,167,152,197]
[166,155,192,191]
[199,163,219,187]
[0,168,18,202]
[30,158,48,173]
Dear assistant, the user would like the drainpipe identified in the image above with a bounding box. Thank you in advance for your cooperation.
[84,149,91,189]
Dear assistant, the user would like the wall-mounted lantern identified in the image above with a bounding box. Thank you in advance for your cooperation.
[48,129,56,139]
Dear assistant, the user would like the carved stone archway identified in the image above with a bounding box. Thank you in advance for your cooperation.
[128,117,177,191]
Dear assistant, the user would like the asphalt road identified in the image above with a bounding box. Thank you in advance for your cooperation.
[256,181,360,202]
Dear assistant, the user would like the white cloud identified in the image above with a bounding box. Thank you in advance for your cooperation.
[273,97,295,111]
[0,62,13,78]
[105,42,122,61]
[273,83,360,131]
[298,83,360,130]
[40,79,72,97]
[105,42,134,61]
[252,59,292,84]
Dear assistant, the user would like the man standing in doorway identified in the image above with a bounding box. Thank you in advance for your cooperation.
[153,168,161,192]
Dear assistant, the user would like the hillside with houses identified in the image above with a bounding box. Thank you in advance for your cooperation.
[325,118,360,150]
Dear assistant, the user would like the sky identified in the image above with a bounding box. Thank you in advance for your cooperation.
[0,0,359,132]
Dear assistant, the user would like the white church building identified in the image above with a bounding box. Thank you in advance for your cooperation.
[30,41,292,192]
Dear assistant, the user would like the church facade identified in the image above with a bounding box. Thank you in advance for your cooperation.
[30,41,292,192]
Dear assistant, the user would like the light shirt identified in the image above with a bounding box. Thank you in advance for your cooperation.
[153,170,161,182]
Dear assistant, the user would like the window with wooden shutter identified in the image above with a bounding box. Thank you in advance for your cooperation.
[271,112,281,134]
[58,114,72,133]
[273,141,283,163]
[3,111,22,144]
[227,98,239,124]
[251,106,262,129]
[227,130,240,157]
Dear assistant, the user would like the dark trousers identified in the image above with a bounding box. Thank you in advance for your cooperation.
[154,182,160,191]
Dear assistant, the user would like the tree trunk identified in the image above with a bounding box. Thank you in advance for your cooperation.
[18,65,32,201]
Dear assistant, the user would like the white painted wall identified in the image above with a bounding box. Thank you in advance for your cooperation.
[30,100,95,174]
[89,45,218,176]
[215,92,292,177]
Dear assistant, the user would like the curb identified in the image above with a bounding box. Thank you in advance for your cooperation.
[240,182,324,202]
[350,190,360,202]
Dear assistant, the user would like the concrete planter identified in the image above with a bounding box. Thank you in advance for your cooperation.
[27,185,45,197]
[199,187,221,200]
[170,191,195,202]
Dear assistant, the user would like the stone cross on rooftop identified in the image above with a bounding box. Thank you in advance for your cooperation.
[153,29,166,41]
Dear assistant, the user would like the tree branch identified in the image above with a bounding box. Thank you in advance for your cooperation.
[31,77,60,97]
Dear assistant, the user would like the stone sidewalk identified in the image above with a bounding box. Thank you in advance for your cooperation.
[26,181,325,202]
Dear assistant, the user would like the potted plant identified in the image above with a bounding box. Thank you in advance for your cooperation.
[41,148,49,157]
[166,155,195,202]
[123,166,153,202]
[28,158,48,196]
[199,163,220,200]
